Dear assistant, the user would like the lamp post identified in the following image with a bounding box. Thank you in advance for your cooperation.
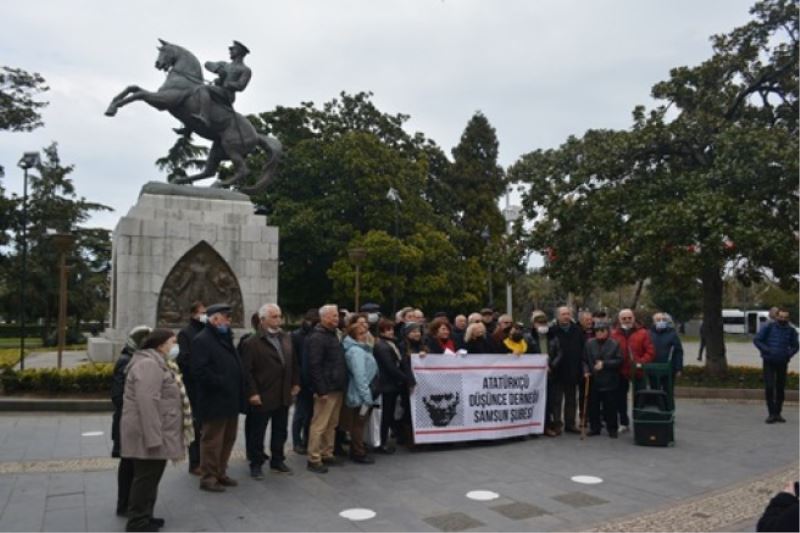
[386,187,402,314]
[52,232,75,370]
[348,247,367,312]
[480,226,493,308]
[17,151,40,370]
[502,202,522,317]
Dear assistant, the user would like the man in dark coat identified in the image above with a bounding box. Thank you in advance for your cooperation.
[290,308,318,454]
[240,304,300,479]
[754,308,799,424]
[176,301,206,475]
[305,304,349,474]
[191,303,246,492]
[582,320,622,438]
[549,306,585,433]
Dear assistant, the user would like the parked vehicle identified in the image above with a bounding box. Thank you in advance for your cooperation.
[721,309,771,335]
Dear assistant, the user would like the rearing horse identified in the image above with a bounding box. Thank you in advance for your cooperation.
[105,39,281,194]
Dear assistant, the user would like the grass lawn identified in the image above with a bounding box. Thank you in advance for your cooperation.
[679,334,752,343]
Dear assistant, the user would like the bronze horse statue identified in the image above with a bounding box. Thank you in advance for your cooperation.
[105,40,280,194]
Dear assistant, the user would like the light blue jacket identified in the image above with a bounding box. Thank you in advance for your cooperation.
[342,336,378,408]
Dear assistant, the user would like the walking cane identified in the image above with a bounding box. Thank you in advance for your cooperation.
[580,375,591,440]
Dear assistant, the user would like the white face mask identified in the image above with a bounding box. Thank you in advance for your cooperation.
[167,345,179,360]
[537,326,549,335]
[197,313,208,324]
[621,323,632,330]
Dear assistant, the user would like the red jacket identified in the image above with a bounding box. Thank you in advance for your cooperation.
[611,325,655,380]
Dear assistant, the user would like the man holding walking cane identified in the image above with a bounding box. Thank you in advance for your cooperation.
[582,321,623,438]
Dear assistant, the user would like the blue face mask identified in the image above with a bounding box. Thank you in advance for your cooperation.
[655,321,668,331]
[217,324,230,334]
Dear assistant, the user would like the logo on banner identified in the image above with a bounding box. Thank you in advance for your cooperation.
[416,374,464,428]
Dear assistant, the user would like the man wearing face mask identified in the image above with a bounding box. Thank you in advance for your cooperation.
[177,301,206,475]
[754,308,799,424]
[650,312,684,380]
[611,309,655,433]
[526,311,561,435]
[190,303,246,492]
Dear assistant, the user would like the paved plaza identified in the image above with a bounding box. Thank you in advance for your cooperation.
[0,398,796,532]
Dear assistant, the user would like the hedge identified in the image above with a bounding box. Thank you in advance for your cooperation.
[1,364,113,395]
[679,365,799,389]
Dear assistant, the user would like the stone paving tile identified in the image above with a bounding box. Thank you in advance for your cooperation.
[490,501,549,520]
[424,511,486,532]
[552,491,610,508]
[42,506,86,532]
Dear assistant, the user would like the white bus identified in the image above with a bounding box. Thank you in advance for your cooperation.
[721,309,770,335]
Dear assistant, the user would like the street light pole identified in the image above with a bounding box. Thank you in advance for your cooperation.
[52,232,75,370]
[17,152,40,370]
[348,247,367,313]
[386,187,402,314]
[502,197,522,318]
[481,226,493,309]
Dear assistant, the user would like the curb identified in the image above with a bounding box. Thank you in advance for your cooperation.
[0,388,795,412]
[0,398,112,412]
[675,386,799,402]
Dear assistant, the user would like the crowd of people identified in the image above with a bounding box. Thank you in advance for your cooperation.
[109,300,798,532]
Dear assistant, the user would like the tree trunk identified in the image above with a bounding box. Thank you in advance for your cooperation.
[630,278,645,309]
[702,265,727,377]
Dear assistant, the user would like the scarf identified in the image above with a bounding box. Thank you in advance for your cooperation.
[166,359,194,447]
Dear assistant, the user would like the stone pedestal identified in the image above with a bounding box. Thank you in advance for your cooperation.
[88,182,278,362]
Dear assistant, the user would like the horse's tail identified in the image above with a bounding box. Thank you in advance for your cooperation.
[242,134,282,195]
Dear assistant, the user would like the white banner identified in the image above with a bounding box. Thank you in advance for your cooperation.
[409,354,548,444]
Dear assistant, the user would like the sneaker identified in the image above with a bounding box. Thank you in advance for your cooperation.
[619,425,630,433]
[775,415,786,423]
[199,481,225,492]
[292,445,307,455]
[322,456,344,467]
[306,461,328,474]
[766,415,777,424]
[218,476,238,487]
[270,462,293,474]
[249,466,264,480]
[350,454,375,464]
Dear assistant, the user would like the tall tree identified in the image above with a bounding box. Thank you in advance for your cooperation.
[1,143,112,341]
[510,0,798,376]
[0,66,48,133]
[155,133,209,183]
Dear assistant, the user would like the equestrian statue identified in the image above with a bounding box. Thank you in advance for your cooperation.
[105,40,281,194]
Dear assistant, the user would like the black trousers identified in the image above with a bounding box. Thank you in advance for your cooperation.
[116,457,134,515]
[763,360,788,416]
[589,388,618,434]
[291,390,313,447]
[245,405,289,468]
[550,380,578,429]
[380,391,403,446]
[126,459,166,531]
[187,416,202,470]
[617,377,630,426]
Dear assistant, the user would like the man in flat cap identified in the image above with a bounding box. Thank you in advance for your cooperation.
[192,41,252,129]
[190,303,246,492]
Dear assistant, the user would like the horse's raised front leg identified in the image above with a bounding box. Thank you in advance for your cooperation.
[214,149,248,188]
[105,85,142,116]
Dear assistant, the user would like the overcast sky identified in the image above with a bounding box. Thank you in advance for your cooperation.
[1,0,754,232]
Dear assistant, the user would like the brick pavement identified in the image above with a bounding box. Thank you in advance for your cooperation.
[0,399,796,532]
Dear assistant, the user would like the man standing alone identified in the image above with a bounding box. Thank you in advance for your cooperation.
[240,304,300,478]
[754,308,798,424]
[191,303,246,492]
[306,304,349,473]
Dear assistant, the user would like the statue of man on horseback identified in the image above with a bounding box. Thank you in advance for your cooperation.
[105,39,280,194]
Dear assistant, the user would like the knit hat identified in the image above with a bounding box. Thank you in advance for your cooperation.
[125,325,152,352]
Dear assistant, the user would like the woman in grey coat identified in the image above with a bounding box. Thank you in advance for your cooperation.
[121,329,193,532]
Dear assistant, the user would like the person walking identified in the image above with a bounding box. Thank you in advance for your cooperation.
[191,303,246,492]
[754,308,799,423]
[240,304,300,479]
[120,329,193,532]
